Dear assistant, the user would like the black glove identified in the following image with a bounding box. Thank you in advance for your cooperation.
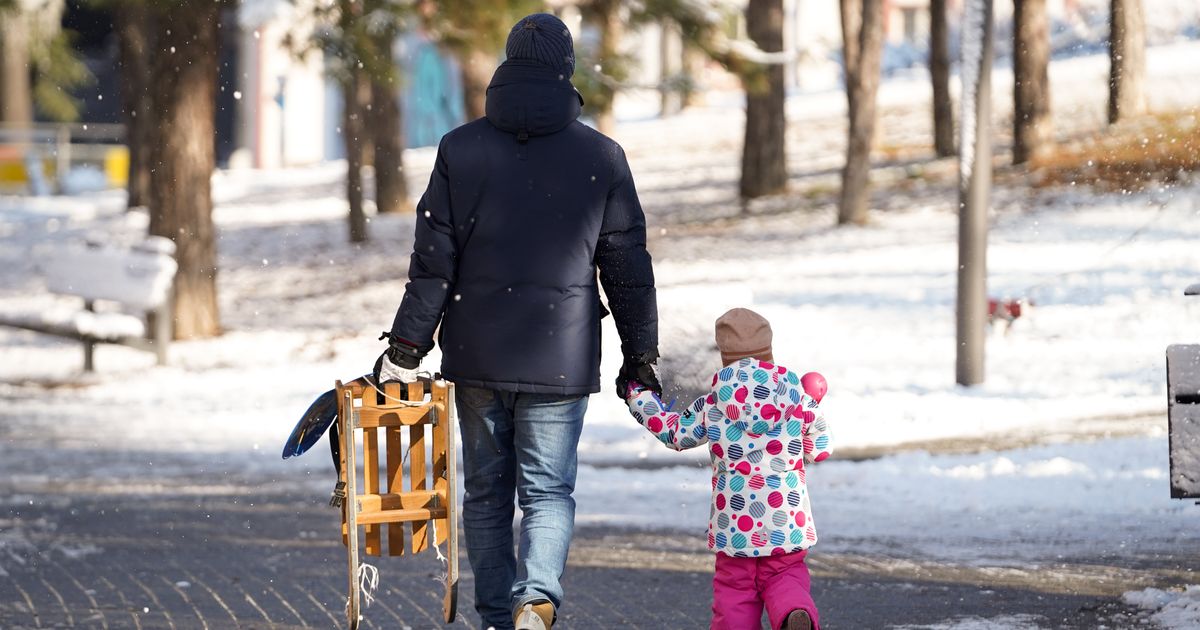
[616,350,661,399]
[373,332,423,384]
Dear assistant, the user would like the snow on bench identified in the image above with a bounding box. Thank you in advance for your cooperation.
[0,236,177,371]
[1168,283,1200,501]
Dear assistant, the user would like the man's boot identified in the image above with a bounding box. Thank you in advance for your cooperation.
[514,600,555,630]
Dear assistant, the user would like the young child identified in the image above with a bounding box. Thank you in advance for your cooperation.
[625,308,831,630]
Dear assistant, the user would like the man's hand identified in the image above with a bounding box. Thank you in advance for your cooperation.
[373,333,423,385]
[616,350,661,399]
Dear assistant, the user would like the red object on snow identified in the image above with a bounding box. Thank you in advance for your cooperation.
[800,372,827,403]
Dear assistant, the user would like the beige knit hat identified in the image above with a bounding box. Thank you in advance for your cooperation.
[715,307,773,366]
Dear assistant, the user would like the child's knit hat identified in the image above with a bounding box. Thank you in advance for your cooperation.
[715,308,773,366]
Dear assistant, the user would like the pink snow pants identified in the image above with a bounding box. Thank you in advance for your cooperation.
[712,550,820,630]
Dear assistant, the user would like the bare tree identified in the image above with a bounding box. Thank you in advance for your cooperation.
[1013,0,1052,164]
[740,0,787,199]
[367,14,410,215]
[0,8,33,124]
[147,0,225,338]
[343,66,370,242]
[929,0,955,157]
[115,0,153,209]
[838,0,884,225]
[590,0,625,135]
[1108,0,1146,124]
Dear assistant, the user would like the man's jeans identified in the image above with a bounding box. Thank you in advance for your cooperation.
[456,386,588,630]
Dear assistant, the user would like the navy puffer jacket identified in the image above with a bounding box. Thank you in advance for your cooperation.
[389,60,657,394]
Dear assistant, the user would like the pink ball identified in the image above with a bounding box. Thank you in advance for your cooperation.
[800,372,828,403]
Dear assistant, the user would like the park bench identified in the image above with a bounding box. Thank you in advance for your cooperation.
[0,236,177,371]
[1167,282,1200,501]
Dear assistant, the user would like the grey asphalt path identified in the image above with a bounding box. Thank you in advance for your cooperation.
[0,445,1148,629]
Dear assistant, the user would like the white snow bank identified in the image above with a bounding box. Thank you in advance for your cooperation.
[573,435,1200,564]
[1123,585,1200,629]
[892,615,1046,630]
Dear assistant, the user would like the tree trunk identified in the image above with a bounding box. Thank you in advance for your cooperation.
[659,18,683,117]
[115,1,154,209]
[460,48,494,121]
[593,0,623,136]
[343,67,370,242]
[1013,0,1052,164]
[370,32,410,215]
[739,0,788,200]
[1108,0,1146,124]
[837,0,884,225]
[929,0,955,157]
[0,12,33,125]
[147,0,223,339]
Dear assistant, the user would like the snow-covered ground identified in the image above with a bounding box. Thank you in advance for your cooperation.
[2,41,1199,628]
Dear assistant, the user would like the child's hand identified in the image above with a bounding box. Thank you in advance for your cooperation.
[625,380,646,401]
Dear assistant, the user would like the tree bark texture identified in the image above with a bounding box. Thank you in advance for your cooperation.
[659,18,683,117]
[147,0,223,339]
[0,12,33,125]
[739,0,788,200]
[1108,0,1146,124]
[1013,0,1052,164]
[593,0,623,137]
[460,48,494,121]
[370,33,410,215]
[343,66,370,242]
[929,0,955,157]
[837,0,884,225]
[116,1,154,209]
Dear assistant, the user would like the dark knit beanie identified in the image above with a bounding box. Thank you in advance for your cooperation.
[505,13,576,78]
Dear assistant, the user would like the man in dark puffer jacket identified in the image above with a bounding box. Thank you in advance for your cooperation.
[372,13,659,630]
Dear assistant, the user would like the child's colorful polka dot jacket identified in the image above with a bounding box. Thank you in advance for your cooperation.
[626,357,832,558]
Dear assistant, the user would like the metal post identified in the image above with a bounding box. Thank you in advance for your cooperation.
[956,0,993,386]
[56,125,71,194]
[83,299,95,372]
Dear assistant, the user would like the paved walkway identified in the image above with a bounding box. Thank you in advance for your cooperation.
[0,467,1143,630]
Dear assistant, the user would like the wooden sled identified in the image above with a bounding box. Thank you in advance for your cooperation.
[335,376,459,629]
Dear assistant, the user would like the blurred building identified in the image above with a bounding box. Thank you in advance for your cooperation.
[234,0,465,169]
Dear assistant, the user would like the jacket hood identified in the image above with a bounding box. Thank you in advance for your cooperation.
[485,59,583,139]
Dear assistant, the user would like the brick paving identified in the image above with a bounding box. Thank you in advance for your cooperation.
[1,482,1139,630]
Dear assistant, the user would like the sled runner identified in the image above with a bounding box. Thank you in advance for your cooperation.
[333,376,459,628]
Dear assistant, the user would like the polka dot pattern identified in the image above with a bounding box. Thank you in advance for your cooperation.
[625,357,834,558]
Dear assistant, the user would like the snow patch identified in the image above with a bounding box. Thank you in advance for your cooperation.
[893,614,1046,629]
[1123,586,1200,629]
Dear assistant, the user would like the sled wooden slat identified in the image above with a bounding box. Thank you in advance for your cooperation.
[357,490,438,512]
[356,507,448,526]
[334,376,459,627]
[355,405,433,428]
[363,426,381,556]
[385,424,405,555]
[408,379,429,554]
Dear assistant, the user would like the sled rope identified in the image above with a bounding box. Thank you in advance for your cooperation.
[430,518,448,564]
[357,562,380,608]
[364,374,437,406]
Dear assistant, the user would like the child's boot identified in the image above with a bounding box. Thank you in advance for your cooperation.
[784,609,812,630]
[514,600,555,630]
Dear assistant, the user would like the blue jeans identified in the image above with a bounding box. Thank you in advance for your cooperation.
[455,386,588,630]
